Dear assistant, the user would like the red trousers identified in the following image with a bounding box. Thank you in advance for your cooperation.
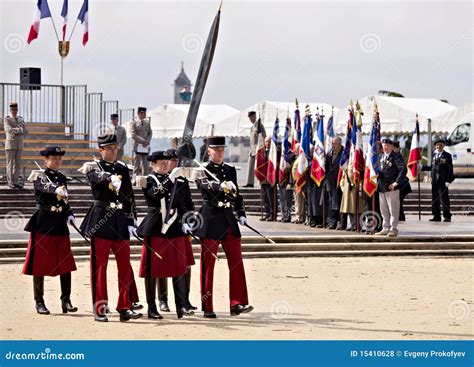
[200,230,249,312]
[22,232,76,276]
[90,237,132,315]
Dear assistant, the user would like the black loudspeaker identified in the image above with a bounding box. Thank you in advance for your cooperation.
[20,67,41,90]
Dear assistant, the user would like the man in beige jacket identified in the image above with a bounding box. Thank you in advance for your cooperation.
[130,107,152,177]
[4,102,28,189]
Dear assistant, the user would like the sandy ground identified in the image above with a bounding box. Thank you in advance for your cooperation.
[1,256,472,340]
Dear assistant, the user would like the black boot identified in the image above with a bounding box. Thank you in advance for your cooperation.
[173,275,193,319]
[157,278,170,312]
[33,276,49,315]
[145,278,162,320]
[185,267,197,311]
[60,273,78,313]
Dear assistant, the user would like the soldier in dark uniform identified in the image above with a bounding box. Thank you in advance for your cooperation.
[422,138,455,222]
[137,151,193,319]
[22,146,77,315]
[78,134,142,322]
[325,137,343,229]
[195,136,253,318]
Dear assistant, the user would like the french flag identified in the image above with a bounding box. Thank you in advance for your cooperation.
[78,0,89,46]
[266,117,280,186]
[291,106,301,153]
[407,116,422,181]
[363,107,381,197]
[278,116,291,185]
[61,0,68,41]
[351,111,365,184]
[310,115,325,187]
[295,114,311,193]
[27,0,52,44]
[338,108,353,185]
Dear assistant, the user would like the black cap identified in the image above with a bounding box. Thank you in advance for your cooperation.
[9,102,18,108]
[110,113,119,119]
[248,111,256,117]
[147,150,171,162]
[434,137,446,145]
[165,148,179,159]
[207,136,226,147]
[393,141,400,148]
[138,107,147,113]
[40,146,66,156]
[97,134,117,148]
[381,138,393,145]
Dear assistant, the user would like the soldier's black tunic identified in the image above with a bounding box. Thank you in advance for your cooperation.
[195,162,245,240]
[80,160,136,240]
[24,168,72,236]
[137,173,194,238]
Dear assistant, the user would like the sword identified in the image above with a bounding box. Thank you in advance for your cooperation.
[133,233,163,260]
[243,222,275,244]
[186,230,219,261]
[70,221,90,245]
[193,159,237,197]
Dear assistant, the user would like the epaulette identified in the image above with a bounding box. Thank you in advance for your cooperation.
[27,169,46,183]
[77,161,100,174]
[136,175,148,188]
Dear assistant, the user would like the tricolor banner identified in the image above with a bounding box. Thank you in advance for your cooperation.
[310,115,325,186]
[267,117,280,186]
[77,0,89,45]
[279,116,292,185]
[338,108,353,185]
[27,0,52,44]
[295,114,311,193]
[61,0,68,41]
[291,106,301,153]
[363,108,381,197]
[351,109,365,184]
[407,116,422,181]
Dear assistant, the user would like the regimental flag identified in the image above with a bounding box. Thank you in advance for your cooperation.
[254,118,267,183]
[363,106,381,197]
[310,115,326,186]
[291,105,301,153]
[61,0,68,41]
[338,107,353,184]
[295,114,311,193]
[279,116,292,185]
[27,0,52,44]
[77,0,88,46]
[352,108,365,184]
[267,117,280,186]
[407,115,422,181]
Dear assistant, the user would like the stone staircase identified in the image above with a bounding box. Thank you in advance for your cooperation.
[0,186,472,218]
[0,123,131,181]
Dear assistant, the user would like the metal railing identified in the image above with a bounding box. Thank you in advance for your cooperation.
[1,82,65,124]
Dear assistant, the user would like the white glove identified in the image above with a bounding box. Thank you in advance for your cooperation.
[239,216,247,226]
[182,223,192,234]
[54,186,68,197]
[128,226,138,237]
[445,182,450,188]
[219,182,227,191]
[169,167,185,183]
[226,181,237,192]
[134,218,138,227]
[67,215,76,226]
[110,175,122,191]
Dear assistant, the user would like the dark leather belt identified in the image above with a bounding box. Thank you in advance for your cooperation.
[204,200,232,208]
[37,205,65,213]
[94,200,123,210]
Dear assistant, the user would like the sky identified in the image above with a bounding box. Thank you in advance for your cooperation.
[1,0,472,111]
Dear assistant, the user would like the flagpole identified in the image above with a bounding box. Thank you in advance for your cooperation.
[49,17,60,41]
[67,19,79,42]
[417,168,421,221]
[371,193,375,235]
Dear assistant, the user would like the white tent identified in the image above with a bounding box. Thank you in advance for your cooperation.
[431,102,473,133]
[148,104,239,138]
[216,101,340,137]
[334,96,456,134]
